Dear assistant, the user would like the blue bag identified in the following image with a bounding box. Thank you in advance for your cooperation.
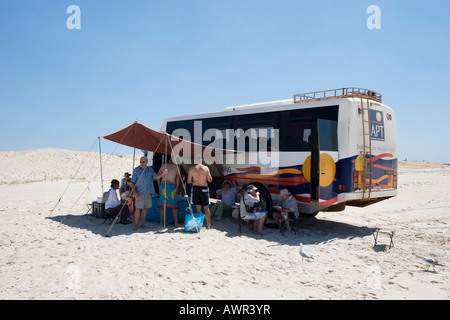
[184,213,205,233]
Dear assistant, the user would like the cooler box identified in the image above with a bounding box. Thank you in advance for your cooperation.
[146,197,195,225]
[92,202,107,219]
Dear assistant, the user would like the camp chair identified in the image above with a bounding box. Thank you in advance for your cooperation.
[278,214,301,235]
[237,205,255,233]
[238,214,255,233]
[103,208,116,224]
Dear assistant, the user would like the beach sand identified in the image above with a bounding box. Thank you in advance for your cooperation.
[0,148,449,299]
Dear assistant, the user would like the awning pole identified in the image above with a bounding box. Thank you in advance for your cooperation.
[163,134,167,228]
[99,136,104,194]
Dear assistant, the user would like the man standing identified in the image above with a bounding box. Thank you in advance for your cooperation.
[158,157,181,227]
[188,154,213,229]
[130,156,168,230]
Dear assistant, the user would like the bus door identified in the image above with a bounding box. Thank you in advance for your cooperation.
[308,112,338,203]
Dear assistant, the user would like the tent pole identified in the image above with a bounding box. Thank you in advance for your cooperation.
[99,136,104,195]
[163,134,167,228]
[167,137,200,232]
[132,147,136,172]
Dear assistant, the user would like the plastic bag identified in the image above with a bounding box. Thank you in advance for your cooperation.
[184,213,205,233]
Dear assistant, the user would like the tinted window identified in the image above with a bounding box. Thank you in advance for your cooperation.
[165,105,338,152]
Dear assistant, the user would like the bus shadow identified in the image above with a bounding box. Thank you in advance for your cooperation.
[48,213,377,244]
[295,217,378,244]
[221,216,378,246]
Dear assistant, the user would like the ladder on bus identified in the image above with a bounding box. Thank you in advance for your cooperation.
[360,97,373,198]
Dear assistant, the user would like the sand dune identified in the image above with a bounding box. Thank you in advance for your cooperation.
[0,149,449,299]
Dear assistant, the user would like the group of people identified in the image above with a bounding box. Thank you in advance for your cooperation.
[105,154,299,234]
[105,154,213,231]
[105,156,173,230]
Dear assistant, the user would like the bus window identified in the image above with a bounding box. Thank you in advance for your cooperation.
[235,113,275,152]
[166,120,193,138]
[280,109,313,151]
[318,118,338,151]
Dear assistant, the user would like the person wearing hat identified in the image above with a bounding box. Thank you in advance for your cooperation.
[119,172,131,196]
[240,184,267,235]
[273,189,299,232]
[120,172,134,214]
[210,180,239,221]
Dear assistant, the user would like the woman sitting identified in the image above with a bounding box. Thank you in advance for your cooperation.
[240,184,267,235]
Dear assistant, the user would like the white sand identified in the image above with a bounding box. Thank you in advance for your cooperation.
[0,148,449,300]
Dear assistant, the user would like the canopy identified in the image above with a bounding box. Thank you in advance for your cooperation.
[102,121,232,160]
[103,121,210,235]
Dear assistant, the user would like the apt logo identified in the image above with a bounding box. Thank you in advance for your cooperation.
[370,109,385,141]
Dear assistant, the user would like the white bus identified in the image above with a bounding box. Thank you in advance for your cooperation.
[156,88,397,217]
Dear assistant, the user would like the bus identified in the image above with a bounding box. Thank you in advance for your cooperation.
[156,87,397,217]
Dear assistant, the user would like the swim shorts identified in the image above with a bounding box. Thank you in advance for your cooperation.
[191,186,210,207]
[159,183,178,208]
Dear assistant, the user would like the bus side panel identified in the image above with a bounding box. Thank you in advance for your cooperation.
[337,156,397,195]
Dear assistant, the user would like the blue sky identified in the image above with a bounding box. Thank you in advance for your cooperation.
[1,0,449,163]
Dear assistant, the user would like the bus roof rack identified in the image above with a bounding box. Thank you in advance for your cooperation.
[293,87,382,104]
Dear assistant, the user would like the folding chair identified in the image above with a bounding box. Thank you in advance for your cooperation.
[102,208,116,224]
[238,214,255,233]
[279,214,301,235]
[85,203,93,216]
[236,204,255,233]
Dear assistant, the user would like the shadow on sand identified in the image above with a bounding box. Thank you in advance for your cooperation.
[47,214,150,237]
[48,212,378,247]
[226,216,378,247]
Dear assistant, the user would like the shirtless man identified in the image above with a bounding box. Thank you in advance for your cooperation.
[158,157,180,227]
[188,154,213,229]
